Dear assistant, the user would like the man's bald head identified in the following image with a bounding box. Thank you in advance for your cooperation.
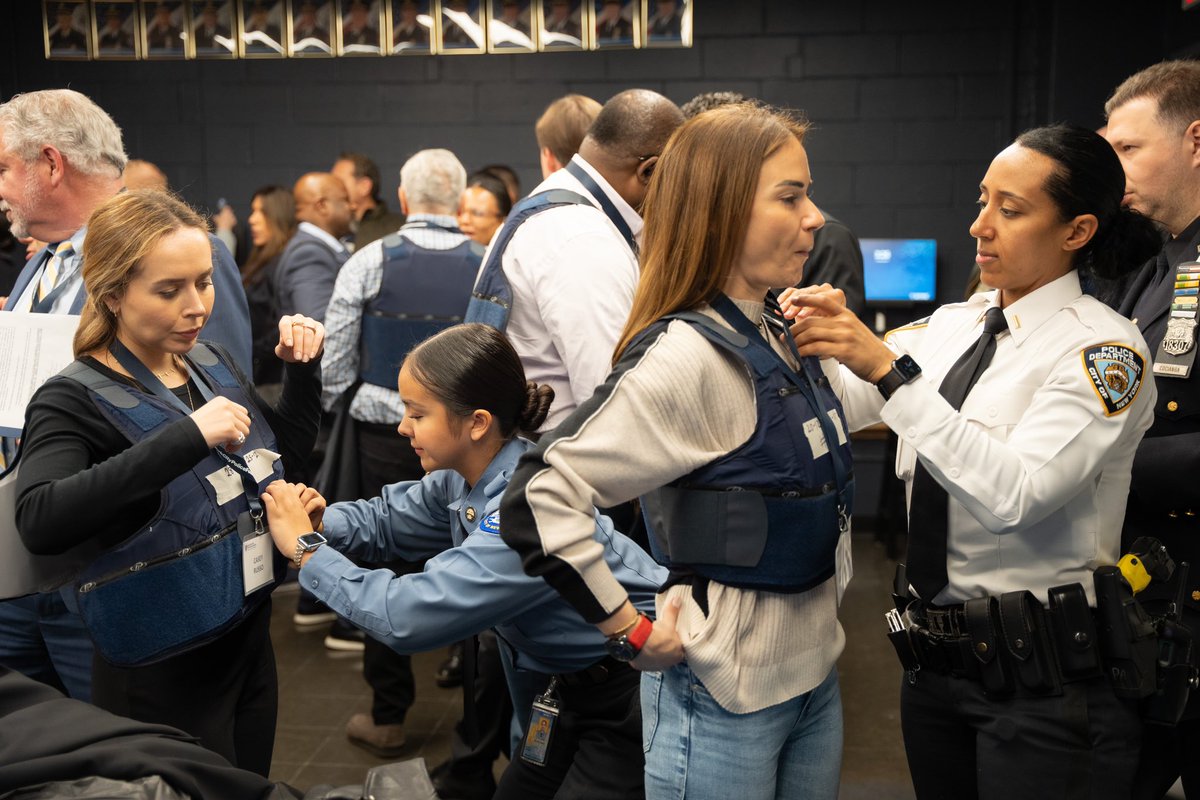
[578,89,683,211]
[293,172,352,239]
[122,159,168,191]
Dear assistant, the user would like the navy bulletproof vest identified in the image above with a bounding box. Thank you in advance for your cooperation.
[639,296,854,593]
[360,235,484,388]
[60,343,287,666]
[465,189,590,330]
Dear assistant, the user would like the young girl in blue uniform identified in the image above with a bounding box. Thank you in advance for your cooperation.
[262,323,665,800]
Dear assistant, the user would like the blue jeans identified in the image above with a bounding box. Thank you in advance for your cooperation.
[0,592,93,701]
[642,663,842,800]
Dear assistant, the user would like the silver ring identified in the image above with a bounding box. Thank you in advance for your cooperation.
[235,432,246,445]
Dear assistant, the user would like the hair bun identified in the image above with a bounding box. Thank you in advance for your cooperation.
[518,381,555,433]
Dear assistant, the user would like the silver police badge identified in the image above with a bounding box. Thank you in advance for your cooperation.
[1163,317,1197,357]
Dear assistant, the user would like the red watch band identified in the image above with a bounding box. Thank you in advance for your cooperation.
[626,613,654,653]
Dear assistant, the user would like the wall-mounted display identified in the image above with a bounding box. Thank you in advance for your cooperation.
[643,0,687,47]
[339,0,383,54]
[189,0,237,57]
[45,1,92,58]
[440,0,485,53]
[240,0,285,55]
[537,0,582,50]
[290,0,334,55]
[142,0,186,56]
[43,0,690,60]
[592,0,635,49]
[94,1,139,58]
[388,0,432,53]
[487,0,533,52]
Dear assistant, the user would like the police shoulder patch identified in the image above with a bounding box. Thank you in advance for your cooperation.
[1081,343,1145,417]
[477,511,502,534]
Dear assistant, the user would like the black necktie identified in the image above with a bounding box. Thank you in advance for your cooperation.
[906,306,1008,601]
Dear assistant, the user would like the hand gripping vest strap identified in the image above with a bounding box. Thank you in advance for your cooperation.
[63,344,287,666]
[465,188,593,330]
[639,293,853,593]
[359,235,484,388]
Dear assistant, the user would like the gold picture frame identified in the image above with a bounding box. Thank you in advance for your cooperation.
[45,1,93,59]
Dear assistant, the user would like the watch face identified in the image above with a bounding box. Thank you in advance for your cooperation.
[297,532,327,551]
[604,636,638,662]
[894,355,922,381]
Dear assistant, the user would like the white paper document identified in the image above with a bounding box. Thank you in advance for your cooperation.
[0,313,80,435]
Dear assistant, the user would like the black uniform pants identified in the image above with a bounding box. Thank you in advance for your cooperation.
[91,599,277,777]
[900,669,1141,800]
[494,660,644,800]
[358,420,425,726]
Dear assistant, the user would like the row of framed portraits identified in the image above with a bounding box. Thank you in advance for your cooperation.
[43,0,692,60]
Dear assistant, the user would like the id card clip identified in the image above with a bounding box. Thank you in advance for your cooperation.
[520,676,561,766]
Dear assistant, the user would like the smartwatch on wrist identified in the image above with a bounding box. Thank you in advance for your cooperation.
[604,613,654,662]
[875,354,922,400]
[294,531,327,568]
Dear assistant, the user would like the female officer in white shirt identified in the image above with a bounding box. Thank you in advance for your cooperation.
[784,124,1163,800]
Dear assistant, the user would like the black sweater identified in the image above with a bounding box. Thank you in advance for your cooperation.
[15,344,321,555]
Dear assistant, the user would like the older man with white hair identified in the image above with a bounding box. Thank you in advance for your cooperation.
[0,89,251,701]
[319,147,484,756]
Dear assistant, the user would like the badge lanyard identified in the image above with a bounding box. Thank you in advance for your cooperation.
[1157,257,1200,379]
[564,160,637,255]
[108,339,264,515]
[520,676,561,766]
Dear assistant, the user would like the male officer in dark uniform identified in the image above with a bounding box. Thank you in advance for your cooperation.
[1104,59,1200,800]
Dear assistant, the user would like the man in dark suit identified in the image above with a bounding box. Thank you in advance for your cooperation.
[274,173,352,323]
[0,88,253,703]
[1103,59,1200,800]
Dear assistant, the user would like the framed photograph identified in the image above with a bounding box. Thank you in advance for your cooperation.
[93,1,139,58]
[643,0,688,47]
[440,0,485,54]
[487,0,534,52]
[338,0,382,54]
[44,1,92,59]
[188,0,237,57]
[239,0,285,56]
[141,0,186,56]
[591,0,635,49]
[537,0,583,51]
[388,0,432,53]
[289,0,334,55]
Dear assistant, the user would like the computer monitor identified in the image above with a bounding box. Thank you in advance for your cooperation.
[861,238,937,304]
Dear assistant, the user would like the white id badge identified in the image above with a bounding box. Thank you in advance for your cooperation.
[238,511,274,595]
[835,519,853,606]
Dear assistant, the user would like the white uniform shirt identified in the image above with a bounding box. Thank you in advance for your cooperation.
[482,155,642,431]
[827,271,1156,605]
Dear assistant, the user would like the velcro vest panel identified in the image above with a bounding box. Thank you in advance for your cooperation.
[359,236,484,388]
[62,343,287,666]
[639,312,854,593]
[465,189,591,330]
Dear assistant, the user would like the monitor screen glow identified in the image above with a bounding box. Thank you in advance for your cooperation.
[861,238,937,303]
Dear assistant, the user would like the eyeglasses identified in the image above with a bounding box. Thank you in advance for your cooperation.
[461,208,503,220]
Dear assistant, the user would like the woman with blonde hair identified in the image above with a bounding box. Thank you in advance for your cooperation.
[501,103,847,799]
[15,189,323,775]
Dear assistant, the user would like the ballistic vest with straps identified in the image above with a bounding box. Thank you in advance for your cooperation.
[639,294,854,593]
[60,342,287,667]
[359,230,484,388]
[466,161,637,329]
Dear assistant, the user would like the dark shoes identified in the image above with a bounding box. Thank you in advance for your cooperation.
[435,643,464,688]
[428,759,496,800]
[345,712,406,759]
[294,594,337,627]
[324,617,366,652]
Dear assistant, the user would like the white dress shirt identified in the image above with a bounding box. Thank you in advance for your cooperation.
[827,271,1157,605]
[11,227,89,314]
[481,154,641,431]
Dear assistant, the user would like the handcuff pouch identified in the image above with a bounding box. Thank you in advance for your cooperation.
[999,590,1062,695]
[965,596,1013,697]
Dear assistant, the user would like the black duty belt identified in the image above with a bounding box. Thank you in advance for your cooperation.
[556,655,628,688]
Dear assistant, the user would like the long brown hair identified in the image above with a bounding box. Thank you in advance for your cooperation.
[613,103,809,362]
[73,190,208,357]
[242,185,296,285]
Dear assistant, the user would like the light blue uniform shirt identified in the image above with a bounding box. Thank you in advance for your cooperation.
[300,436,666,676]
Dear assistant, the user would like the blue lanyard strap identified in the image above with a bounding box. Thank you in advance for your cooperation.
[109,340,263,511]
[564,160,637,254]
[708,293,851,516]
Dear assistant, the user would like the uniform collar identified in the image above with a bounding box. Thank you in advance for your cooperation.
[403,212,460,230]
[994,270,1082,347]
[446,438,532,530]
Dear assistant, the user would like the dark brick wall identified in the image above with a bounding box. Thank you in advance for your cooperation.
[0,0,1195,300]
